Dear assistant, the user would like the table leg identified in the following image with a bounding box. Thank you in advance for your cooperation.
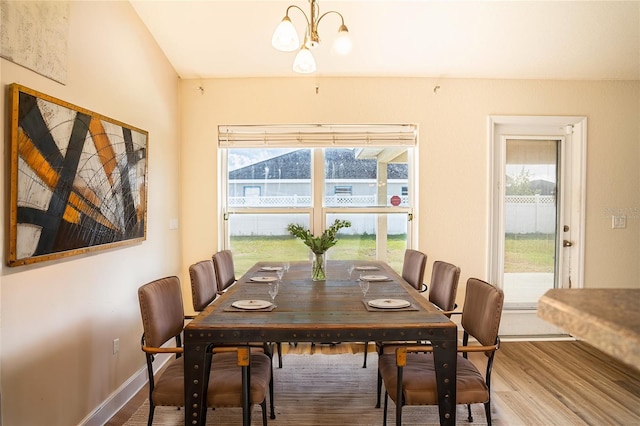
[184,338,209,425]
[432,331,457,425]
[242,363,250,425]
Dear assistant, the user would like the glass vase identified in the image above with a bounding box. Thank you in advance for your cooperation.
[312,252,326,281]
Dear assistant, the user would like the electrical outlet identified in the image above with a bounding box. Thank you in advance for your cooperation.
[612,215,626,229]
[113,338,120,354]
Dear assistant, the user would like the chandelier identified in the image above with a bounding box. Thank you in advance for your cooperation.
[271,0,352,74]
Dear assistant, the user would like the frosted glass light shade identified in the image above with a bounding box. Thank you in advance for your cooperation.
[272,16,299,52]
[293,47,317,73]
[331,25,352,56]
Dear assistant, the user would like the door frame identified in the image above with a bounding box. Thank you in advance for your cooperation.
[488,115,587,336]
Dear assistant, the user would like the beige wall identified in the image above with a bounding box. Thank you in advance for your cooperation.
[180,77,640,303]
[0,1,638,424]
[0,2,180,425]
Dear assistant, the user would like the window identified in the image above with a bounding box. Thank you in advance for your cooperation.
[243,186,261,197]
[334,186,352,195]
[219,125,417,275]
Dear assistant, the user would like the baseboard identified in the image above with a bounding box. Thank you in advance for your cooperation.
[78,353,171,426]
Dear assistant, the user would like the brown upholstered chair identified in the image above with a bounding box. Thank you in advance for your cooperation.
[374,260,461,407]
[362,249,428,368]
[138,276,274,425]
[188,260,276,409]
[188,259,218,311]
[212,249,237,294]
[211,250,284,368]
[401,249,428,292]
[427,260,461,314]
[378,278,504,425]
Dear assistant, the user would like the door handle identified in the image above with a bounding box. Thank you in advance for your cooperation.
[563,240,573,247]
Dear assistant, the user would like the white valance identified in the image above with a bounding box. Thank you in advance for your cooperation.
[218,124,417,147]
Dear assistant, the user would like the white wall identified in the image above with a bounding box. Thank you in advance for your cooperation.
[0,2,180,425]
[179,78,640,306]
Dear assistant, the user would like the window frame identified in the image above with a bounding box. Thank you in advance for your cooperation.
[218,124,419,263]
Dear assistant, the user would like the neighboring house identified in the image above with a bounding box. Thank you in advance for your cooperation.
[228,148,409,206]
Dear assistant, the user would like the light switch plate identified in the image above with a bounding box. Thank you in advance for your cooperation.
[612,215,626,229]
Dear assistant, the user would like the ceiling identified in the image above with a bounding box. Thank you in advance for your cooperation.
[130,1,640,80]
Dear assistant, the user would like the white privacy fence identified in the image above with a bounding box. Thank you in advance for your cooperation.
[227,195,556,236]
[505,195,556,234]
[228,213,409,236]
[228,194,407,207]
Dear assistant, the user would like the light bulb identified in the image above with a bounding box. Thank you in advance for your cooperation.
[293,46,317,74]
[331,25,352,56]
[272,16,299,52]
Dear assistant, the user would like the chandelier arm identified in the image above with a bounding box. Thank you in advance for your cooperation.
[316,10,346,27]
[286,4,310,27]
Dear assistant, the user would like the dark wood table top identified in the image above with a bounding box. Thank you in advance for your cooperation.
[185,260,455,343]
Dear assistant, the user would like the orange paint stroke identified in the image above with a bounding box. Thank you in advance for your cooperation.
[18,128,119,231]
[89,118,118,186]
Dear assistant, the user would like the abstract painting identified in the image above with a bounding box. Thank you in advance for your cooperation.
[7,84,148,266]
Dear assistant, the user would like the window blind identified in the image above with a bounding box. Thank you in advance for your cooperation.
[218,124,417,148]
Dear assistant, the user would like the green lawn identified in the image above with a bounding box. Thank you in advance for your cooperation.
[231,235,407,275]
[230,233,555,275]
[504,233,555,273]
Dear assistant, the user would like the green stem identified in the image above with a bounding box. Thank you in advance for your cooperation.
[312,252,326,281]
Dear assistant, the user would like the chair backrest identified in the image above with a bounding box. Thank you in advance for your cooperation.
[189,259,218,311]
[428,261,461,311]
[461,278,504,349]
[401,249,427,291]
[212,250,236,293]
[138,276,185,348]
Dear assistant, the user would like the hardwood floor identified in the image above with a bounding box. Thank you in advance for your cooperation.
[106,340,640,425]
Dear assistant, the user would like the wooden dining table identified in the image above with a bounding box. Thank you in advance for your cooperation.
[183,260,458,425]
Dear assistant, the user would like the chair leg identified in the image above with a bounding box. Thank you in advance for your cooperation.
[362,341,368,368]
[269,365,276,419]
[484,401,492,426]
[375,369,383,408]
[264,343,276,419]
[383,391,389,426]
[277,342,283,368]
[395,397,402,425]
[261,399,268,426]
[467,403,473,422]
[147,404,155,426]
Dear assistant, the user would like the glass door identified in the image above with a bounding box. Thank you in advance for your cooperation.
[503,139,559,308]
[489,115,587,336]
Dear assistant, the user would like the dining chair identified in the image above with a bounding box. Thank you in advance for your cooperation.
[212,249,237,294]
[401,249,428,292]
[188,259,218,311]
[427,260,461,314]
[138,276,274,425]
[378,277,504,426]
[211,251,285,368]
[374,260,461,407]
[189,259,277,408]
[362,249,428,368]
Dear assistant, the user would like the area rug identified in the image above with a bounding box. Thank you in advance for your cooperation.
[124,353,488,425]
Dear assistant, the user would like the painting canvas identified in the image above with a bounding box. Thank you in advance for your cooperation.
[7,84,148,266]
[0,1,69,84]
